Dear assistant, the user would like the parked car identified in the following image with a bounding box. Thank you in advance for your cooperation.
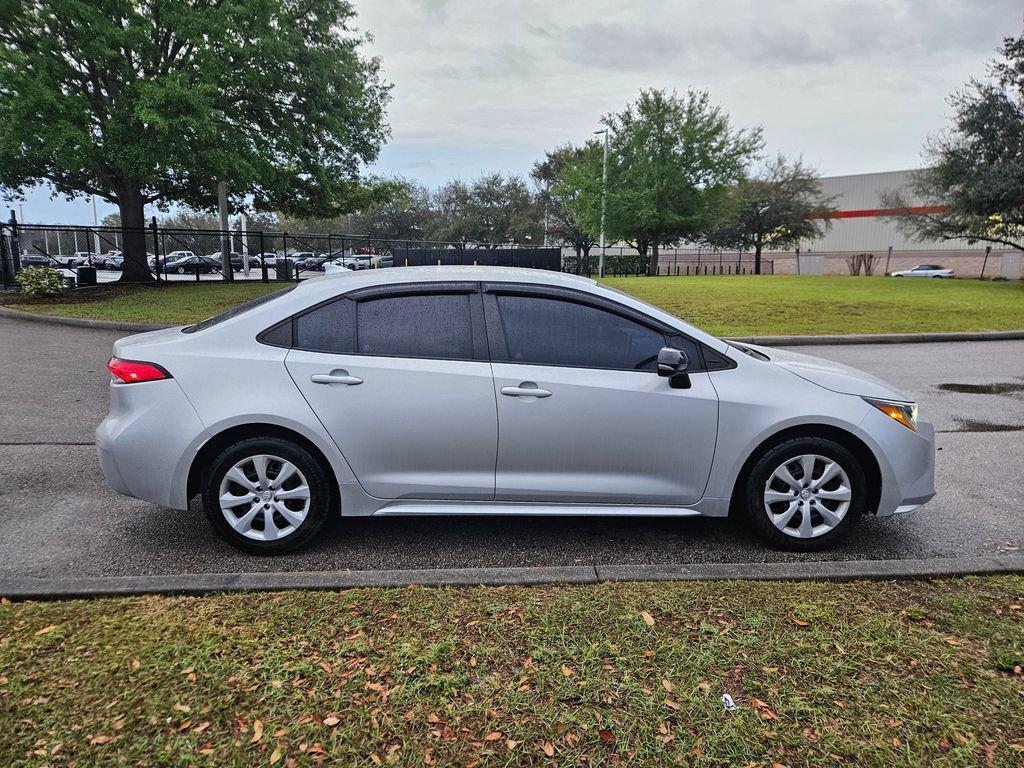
[165,254,218,274]
[890,264,954,278]
[52,254,82,267]
[97,267,935,555]
[61,251,96,267]
[20,253,52,268]
[94,251,123,269]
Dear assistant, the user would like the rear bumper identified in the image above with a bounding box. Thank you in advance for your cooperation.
[95,379,208,510]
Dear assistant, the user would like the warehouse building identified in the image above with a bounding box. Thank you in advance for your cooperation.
[776,169,1020,278]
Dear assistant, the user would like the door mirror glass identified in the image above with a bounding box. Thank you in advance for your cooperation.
[657,347,689,377]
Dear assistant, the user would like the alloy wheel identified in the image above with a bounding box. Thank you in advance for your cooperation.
[763,454,852,539]
[218,454,311,541]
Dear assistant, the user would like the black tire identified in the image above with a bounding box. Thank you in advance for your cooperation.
[176,266,185,274]
[741,436,867,551]
[201,436,333,554]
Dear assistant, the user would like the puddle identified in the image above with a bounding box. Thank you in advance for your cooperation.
[949,418,1024,433]
[937,382,1024,396]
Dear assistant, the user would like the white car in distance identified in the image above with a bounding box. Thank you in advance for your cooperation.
[889,264,954,278]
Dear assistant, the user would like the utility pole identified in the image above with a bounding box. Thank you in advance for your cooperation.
[91,195,101,254]
[218,181,232,281]
[594,128,609,277]
[241,213,249,274]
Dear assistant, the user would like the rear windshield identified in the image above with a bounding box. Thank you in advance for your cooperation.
[182,286,296,333]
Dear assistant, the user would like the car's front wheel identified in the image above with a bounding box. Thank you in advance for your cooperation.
[742,436,867,551]
[201,437,332,554]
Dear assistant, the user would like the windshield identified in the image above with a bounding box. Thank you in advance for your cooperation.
[182,285,296,333]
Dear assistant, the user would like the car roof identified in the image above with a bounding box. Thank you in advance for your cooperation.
[304,265,596,292]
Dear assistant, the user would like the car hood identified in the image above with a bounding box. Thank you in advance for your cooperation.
[735,342,912,401]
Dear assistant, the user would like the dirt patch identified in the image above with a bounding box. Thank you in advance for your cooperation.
[937,382,1024,396]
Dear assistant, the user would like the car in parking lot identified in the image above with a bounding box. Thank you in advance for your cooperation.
[890,264,955,278]
[20,253,52,268]
[97,266,935,555]
[94,251,124,269]
[165,254,219,274]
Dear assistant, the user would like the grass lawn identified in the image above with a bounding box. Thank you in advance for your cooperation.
[2,275,1023,335]
[2,577,1022,766]
[600,276,1024,336]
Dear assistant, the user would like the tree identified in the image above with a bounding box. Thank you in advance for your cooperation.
[704,155,837,274]
[0,0,391,281]
[430,174,541,246]
[351,178,436,243]
[880,31,1024,252]
[600,89,762,275]
[532,144,599,271]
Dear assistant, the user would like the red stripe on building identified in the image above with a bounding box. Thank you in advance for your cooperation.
[816,205,949,220]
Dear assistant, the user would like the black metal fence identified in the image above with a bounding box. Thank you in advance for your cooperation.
[0,213,773,290]
[564,248,773,277]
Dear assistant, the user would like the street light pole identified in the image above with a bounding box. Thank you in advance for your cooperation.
[91,195,101,255]
[594,128,609,277]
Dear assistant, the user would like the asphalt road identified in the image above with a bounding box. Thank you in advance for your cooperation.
[0,315,1021,579]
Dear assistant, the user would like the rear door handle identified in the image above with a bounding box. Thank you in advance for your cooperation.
[311,372,363,386]
[500,385,552,398]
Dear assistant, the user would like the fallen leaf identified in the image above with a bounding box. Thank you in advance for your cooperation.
[505,739,520,749]
[173,704,191,714]
[791,617,810,627]
[251,720,264,744]
[561,665,574,677]
[640,611,655,626]
[193,721,211,734]
[270,747,283,764]
[34,625,57,636]
[90,735,113,745]
[662,679,675,692]
[598,729,615,743]
[323,715,341,727]
[541,741,555,757]
[664,697,681,710]
[131,659,141,670]
[484,731,502,741]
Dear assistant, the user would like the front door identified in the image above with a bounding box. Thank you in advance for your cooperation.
[485,288,719,505]
[285,284,497,500]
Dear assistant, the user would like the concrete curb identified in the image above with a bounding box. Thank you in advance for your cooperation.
[726,330,1024,346]
[2,303,1023,344]
[0,304,167,333]
[2,556,1021,601]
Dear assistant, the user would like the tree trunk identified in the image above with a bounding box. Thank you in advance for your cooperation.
[580,242,592,276]
[754,243,763,275]
[648,240,660,276]
[115,182,155,283]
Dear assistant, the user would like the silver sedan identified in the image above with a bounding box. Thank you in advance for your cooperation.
[96,267,935,554]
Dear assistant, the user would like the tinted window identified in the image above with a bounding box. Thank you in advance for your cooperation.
[496,294,666,370]
[294,297,355,353]
[357,293,474,359]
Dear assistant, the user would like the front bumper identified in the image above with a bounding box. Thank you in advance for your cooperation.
[865,411,936,517]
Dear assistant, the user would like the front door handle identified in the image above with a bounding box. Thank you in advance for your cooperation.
[500,384,552,398]
[311,372,363,386]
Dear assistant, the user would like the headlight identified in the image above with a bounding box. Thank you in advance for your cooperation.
[864,398,918,431]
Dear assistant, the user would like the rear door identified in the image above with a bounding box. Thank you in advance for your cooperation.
[484,284,720,506]
[285,282,498,500]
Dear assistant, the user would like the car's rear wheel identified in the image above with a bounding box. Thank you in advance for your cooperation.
[201,437,332,554]
[742,436,867,551]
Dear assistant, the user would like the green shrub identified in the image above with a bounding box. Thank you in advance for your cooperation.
[16,265,67,296]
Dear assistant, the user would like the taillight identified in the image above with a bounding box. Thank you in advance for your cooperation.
[107,357,172,384]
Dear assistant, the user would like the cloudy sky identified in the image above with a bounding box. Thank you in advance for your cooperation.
[10,0,1021,223]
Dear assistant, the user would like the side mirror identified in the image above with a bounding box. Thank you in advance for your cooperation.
[657,347,688,377]
[658,347,691,389]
